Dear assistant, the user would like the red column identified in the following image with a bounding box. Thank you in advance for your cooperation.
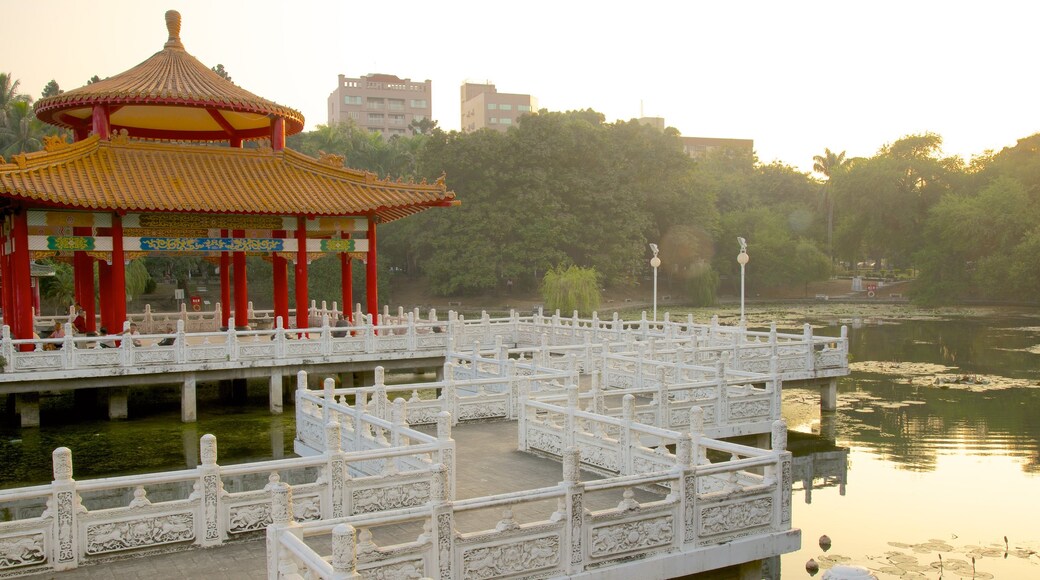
[10,210,34,346]
[91,105,110,140]
[32,278,40,315]
[271,117,285,152]
[366,215,378,322]
[272,231,289,328]
[294,216,308,330]
[111,214,126,332]
[73,226,97,332]
[232,229,248,329]
[97,259,111,333]
[220,229,230,329]
[1,219,12,330]
[340,250,353,322]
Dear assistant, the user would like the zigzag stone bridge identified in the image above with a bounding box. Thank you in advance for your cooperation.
[0,309,848,579]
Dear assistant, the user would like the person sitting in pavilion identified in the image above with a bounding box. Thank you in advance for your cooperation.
[72,304,88,334]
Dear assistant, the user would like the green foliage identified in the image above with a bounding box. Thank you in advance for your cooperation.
[540,266,601,316]
[381,110,716,296]
[40,261,74,313]
[684,266,719,306]
[211,64,232,82]
[125,260,152,301]
[41,80,61,98]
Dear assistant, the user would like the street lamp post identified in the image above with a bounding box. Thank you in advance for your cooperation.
[737,237,749,326]
[649,243,661,321]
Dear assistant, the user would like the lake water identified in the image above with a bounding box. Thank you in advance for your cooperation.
[2,306,1038,578]
[777,306,1040,579]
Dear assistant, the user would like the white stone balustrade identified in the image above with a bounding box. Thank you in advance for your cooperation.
[267,403,794,579]
[0,415,453,575]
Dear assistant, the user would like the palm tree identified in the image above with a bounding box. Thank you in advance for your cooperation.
[1,73,30,135]
[812,148,848,263]
[1,100,45,155]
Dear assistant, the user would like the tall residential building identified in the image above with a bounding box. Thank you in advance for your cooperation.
[460,82,538,133]
[328,73,432,138]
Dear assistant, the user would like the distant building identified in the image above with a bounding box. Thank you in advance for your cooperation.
[328,73,432,138]
[636,117,753,160]
[460,82,538,133]
[679,136,754,160]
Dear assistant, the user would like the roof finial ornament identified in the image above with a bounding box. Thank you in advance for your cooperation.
[164,10,184,50]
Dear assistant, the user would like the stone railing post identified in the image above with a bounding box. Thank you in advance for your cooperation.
[841,324,849,361]
[406,312,417,352]
[562,447,586,575]
[506,360,519,420]
[373,366,387,421]
[331,523,361,579]
[716,360,729,427]
[429,464,454,579]
[436,411,456,500]
[274,316,287,359]
[326,421,348,519]
[63,323,75,368]
[364,314,376,353]
[50,447,79,570]
[320,315,332,356]
[224,325,237,361]
[196,434,224,546]
[803,323,814,371]
[443,362,458,425]
[172,319,187,364]
[565,385,579,450]
[323,377,335,427]
[266,482,301,580]
[1,325,14,373]
[516,379,529,451]
[771,419,793,528]
[690,406,704,463]
[621,394,635,475]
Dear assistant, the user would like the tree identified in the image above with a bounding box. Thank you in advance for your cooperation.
[86,75,101,85]
[1,100,45,155]
[832,134,960,272]
[41,79,62,98]
[540,266,601,316]
[211,64,232,82]
[812,148,849,262]
[408,117,438,136]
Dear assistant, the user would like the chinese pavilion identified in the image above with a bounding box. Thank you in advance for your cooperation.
[0,10,456,346]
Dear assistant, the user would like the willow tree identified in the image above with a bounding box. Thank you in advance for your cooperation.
[540,266,601,316]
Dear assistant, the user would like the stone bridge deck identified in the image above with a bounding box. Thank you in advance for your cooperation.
[22,420,679,579]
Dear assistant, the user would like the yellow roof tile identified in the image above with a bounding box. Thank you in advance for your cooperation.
[34,11,304,140]
[0,137,457,223]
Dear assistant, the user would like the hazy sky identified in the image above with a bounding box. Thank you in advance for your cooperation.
[5,0,1038,172]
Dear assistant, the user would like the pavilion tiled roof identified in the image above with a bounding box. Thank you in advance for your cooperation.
[0,136,457,223]
[33,11,304,141]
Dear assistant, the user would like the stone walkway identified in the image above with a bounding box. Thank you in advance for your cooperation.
[23,420,658,579]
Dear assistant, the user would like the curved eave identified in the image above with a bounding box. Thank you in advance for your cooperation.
[0,137,457,224]
[37,100,304,140]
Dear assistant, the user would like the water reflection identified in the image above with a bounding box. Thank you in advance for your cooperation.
[781,308,1040,579]
[788,430,848,504]
[0,394,296,489]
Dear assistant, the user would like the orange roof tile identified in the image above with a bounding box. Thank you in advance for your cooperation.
[0,137,457,223]
[34,11,304,140]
